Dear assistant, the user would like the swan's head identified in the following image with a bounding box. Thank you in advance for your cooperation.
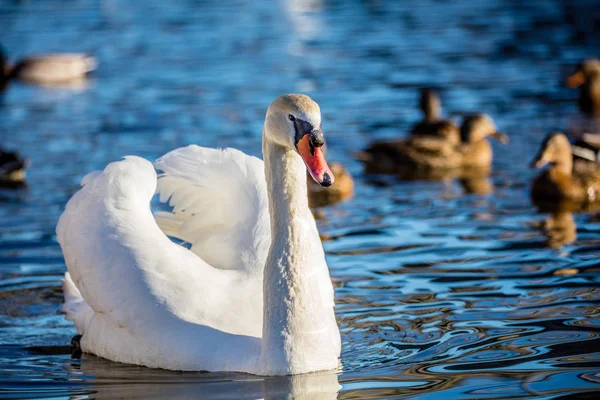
[265,94,334,187]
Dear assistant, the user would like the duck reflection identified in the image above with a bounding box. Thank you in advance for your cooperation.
[458,175,493,195]
[542,211,576,249]
[66,355,341,400]
[367,166,494,196]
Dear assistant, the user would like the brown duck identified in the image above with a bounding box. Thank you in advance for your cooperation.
[410,88,460,144]
[566,58,600,118]
[360,113,507,176]
[1,46,96,88]
[531,132,600,208]
[307,162,354,207]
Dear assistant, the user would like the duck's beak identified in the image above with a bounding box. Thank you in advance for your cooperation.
[566,71,585,88]
[530,153,548,168]
[296,131,334,187]
[491,132,509,144]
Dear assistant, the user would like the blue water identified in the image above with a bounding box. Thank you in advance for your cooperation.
[1,0,600,398]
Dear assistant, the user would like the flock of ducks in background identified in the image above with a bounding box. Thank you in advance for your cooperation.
[1,47,600,217]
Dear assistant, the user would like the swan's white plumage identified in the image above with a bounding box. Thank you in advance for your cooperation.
[60,272,93,334]
[154,145,270,273]
[58,154,264,339]
[58,94,340,375]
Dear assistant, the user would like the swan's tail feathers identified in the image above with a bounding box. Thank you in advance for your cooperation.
[61,272,93,335]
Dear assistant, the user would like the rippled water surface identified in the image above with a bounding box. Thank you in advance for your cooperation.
[2,0,600,398]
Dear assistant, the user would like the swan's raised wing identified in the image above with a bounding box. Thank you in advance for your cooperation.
[154,145,270,274]
[57,156,263,342]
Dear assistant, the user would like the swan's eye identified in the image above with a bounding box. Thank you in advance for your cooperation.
[288,114,295,122]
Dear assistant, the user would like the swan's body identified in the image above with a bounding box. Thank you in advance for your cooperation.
[58,94,341,375]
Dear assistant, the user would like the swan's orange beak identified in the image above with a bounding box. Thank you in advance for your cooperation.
[297,134,334,187]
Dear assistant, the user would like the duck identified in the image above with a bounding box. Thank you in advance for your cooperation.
[1,46,96,87]
[531,132,600,208]
[566,58,600,118]
[307,161,354,207]
[459,114,509,168]
[410,88,460,144]
[564,59,600,161]
[57,94,341,375]
[360,113,507,176]
[0,147,27,188]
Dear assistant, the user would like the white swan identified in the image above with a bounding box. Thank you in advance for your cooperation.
[57,94,341,375]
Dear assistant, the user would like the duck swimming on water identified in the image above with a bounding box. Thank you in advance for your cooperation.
[565,59,600,162]
[531,132,600,210]
[0,148,27,188]
[360,113,507,176]
[566,58,600,118]
[410,88,460,144]
[1,46,96,88]
[308,162,354,207]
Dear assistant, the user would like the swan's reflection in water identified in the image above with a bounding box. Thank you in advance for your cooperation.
[68,354,340,400]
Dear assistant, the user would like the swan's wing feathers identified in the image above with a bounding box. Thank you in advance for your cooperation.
[154,145,270,273]
[58,156,262,338]
[57,158,160,329]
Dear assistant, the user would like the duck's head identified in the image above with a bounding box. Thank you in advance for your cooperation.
[530,132,572,172]
[419,88,441,121]
[460,114,508,144]
[565,59,600,88]
[264,94,334,187]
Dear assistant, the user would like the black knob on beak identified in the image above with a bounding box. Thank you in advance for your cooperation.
[310,129,325,148]
[321,172,332,187]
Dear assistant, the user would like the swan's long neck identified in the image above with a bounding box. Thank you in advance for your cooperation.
[259,130,339,375]
[263,138,311,229]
